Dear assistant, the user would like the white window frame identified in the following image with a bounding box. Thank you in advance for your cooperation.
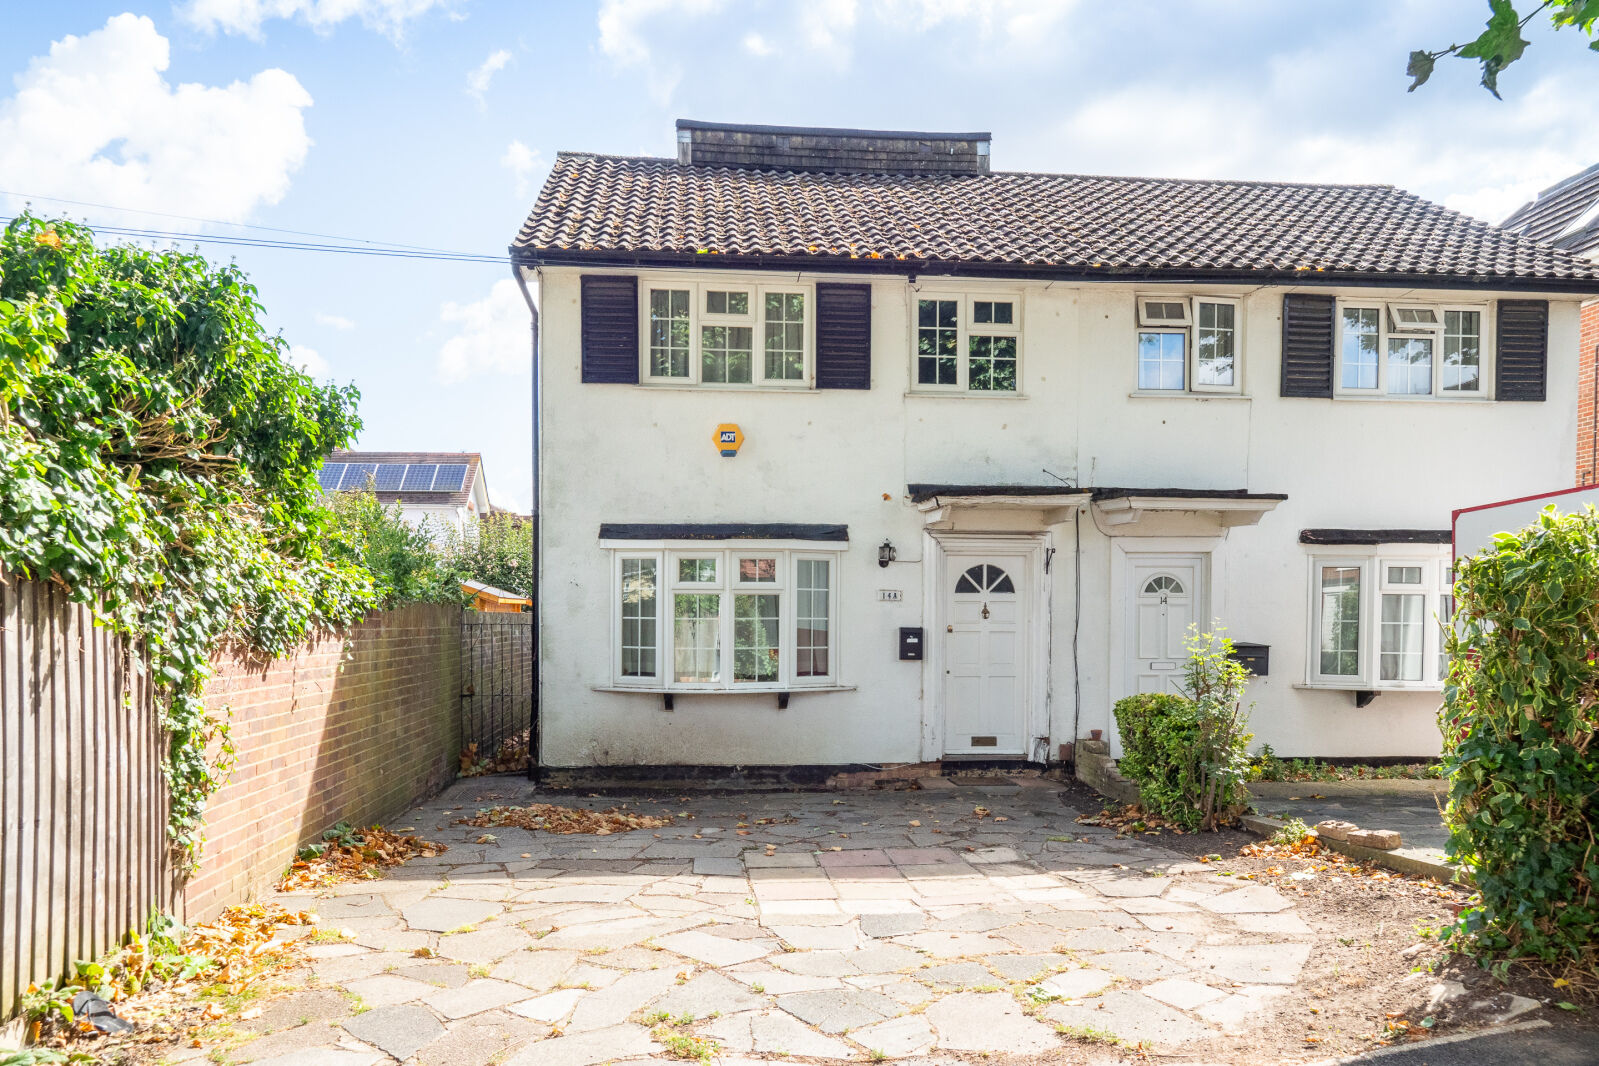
[1305,547,1453,690]
[1335,299,1490,400]
[910,291,1023,394]
[1132,294,1243,396]
[607,544,840,692]
[638,276,814,389]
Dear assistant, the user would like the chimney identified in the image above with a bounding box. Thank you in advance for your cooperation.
[676,119,990,176]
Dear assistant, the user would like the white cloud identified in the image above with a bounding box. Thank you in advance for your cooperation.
[0,14,311,226]
[179,0,457,39]
[741,31,773,56]
[597,0,725,102]
[1052,70,1599,225]
[500,140,543,196]
[290,344,330,378]
[438,278,531,381]
[315,312,355,330]
[466,48,512,103]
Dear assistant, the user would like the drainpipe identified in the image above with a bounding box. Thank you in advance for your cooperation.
[512,261,542,784]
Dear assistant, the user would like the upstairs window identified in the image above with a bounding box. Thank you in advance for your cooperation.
[641,280,810,387]
[1338,302,1485,398]
[913,293,1020,393]
[1135,295,1241,394]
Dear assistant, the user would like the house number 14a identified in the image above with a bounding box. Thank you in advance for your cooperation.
[878,589,903,601]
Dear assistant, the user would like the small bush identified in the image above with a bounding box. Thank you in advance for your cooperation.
[1113,628,1255,830]
[1442,506,1599,985]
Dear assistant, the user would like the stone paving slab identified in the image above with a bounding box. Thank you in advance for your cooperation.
[216,779,1368,1064]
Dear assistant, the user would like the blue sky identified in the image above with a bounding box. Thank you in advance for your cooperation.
[1,1,1595,511]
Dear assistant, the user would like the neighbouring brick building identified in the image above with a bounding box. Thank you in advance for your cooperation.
[1503,163,1599,485]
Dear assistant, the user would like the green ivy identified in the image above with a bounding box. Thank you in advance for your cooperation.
[1112,628,1255,831]
[0,215,378,859]
[1442,506,1599,982]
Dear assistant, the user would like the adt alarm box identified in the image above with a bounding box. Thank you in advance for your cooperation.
[899,627,924,661]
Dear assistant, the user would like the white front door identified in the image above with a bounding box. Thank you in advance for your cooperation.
[943,556,1029,755]
[1128,555,1204,696]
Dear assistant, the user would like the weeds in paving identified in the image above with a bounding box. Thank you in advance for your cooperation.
[443,924,476,936]
[468,964,492,979]
[1056,1023,1122,1045]
[651,1019,718,1063]
[1271,818,1315,846]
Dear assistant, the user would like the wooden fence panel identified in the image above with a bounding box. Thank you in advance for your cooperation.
[0,579,172,1019]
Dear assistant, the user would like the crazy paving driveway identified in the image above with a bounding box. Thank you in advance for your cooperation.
[229,777,1322,1065]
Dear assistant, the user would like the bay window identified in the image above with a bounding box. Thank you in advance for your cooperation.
[1307,553,1453,689]
[611,547,839,690]
[913,293,1020,393]
[1337,302,1486,398]
[641,279,811,387]
[1134,295,1241,394]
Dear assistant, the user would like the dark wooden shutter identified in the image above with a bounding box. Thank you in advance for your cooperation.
[1496,299,1547,402]
[1280,293,1334,398]
[815,283,872,389]
[580,275,639,384]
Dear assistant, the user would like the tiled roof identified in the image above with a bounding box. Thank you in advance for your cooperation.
[513,153,1599,288]
[326,450,483,509]
[1501,163,1599,260]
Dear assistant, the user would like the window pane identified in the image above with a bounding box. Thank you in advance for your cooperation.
[967,333,1015,392]
[1341,307,1379,389]
[1443,310,1481,392]
[733,593,780,683]
[796,559,830,677]
[763,292,805,381]
[674,593,721,683]
[917,299,959,385]
[1138,332,1185,390]
[620,558,658,677]
[678,557,717,583]
[1319,565,1361,676]
[649,288,691,377]
[739,557,777,582]
[1195,301,1235,387]
[1380,593,1424,681]
[974,301,993,324]
[1386,565,1422,584]
[1438,593,1455,681]
[706,290,726,315]
[702,325,753,384]
[1387,336,1433,396]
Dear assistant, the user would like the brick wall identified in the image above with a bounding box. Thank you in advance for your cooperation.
[1580,300,1598,486]
[184,604,462,920]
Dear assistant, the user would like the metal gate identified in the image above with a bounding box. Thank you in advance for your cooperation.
[460,610,534,775]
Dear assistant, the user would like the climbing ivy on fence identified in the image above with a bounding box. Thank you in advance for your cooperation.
[1442,507,1599,984]
[0,214,378,859]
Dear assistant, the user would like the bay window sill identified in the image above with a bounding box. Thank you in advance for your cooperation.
[1292,682,1443,694]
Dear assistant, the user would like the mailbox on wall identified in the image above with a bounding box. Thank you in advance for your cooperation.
[899,627,924,661]
[1228,642,1269,676]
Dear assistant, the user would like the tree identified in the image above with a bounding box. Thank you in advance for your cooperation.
[442,513,533,598]
[1408,0,1598,97]
[324,490,462,607]
[0,213,377,854]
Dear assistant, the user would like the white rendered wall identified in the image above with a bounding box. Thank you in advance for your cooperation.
[536,266,1580,765]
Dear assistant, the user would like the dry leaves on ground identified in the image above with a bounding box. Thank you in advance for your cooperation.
[277,826,447,891]
[1077,804,1188,836]
[458,803,674,835]
[459,730,531,776]
[1228,837,1463,902]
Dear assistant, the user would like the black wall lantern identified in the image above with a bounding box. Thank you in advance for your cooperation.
[878,539,896,568]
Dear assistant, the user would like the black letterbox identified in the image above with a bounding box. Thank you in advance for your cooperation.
[1228,642,1269,676]
[899,627,924,661]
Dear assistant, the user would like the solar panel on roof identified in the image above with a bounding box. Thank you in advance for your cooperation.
[432,464,468,492]
[373,464,406,491]
[401,464,438,491]
[316,463,346,491]
[339,463,377,490]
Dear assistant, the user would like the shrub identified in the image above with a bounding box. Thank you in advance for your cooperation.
[1442,506,1599,984]
[1113,628,1255,830]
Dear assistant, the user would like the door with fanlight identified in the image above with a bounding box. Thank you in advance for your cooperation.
[943,557,1029,756]
[1128,556,1203,696]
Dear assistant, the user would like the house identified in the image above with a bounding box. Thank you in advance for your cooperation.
[507,119,1598,769]
[319,450,491,536]
[1502,163,1599,486]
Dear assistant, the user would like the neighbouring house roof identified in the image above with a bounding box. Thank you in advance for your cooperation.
[1501,163,1599,260]
[322,450,486,510]
[513,152,1599,290]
